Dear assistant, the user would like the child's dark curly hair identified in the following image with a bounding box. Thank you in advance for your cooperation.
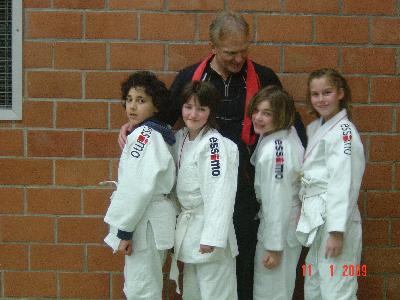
[121,71,171,122]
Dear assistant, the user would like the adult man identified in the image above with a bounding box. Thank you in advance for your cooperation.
[119,11,306,300]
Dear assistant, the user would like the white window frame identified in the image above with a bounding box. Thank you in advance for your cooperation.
[0,0,22,120]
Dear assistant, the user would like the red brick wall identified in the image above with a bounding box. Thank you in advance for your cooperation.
[0,1,399,299]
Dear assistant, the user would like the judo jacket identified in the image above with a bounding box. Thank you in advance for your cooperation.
[173,127,239,263]
[104,123,177,251]
[168,59,307,220]
[296,109,365,245]
[250,128,304,251]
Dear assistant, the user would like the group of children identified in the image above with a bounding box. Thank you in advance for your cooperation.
[103,68,365,300]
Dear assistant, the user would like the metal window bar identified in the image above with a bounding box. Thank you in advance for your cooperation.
[0,0,22,120]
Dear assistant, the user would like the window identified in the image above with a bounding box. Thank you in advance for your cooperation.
[0,0,22,120]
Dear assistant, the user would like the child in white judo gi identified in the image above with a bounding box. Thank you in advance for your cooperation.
[296,68,365,300]
[248,86,304,300]
[170,80,239,300]
[103,71,176,300]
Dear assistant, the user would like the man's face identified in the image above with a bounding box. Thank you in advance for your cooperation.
[211,32,249,76]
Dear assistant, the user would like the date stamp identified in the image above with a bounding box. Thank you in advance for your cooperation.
[302,264,367,277]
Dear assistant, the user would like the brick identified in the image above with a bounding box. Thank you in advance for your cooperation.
[367,192,400,218]
[372,18,400,44]
[364,248,400,272]
[110,43,165,70]
[141,13,196,41]
[343,0,396,15]
[24,0,50,8]
[0,216,54,242]
[397,163,400,189]
[285,0,338,13]
[398,110,400,133]
[295,105,316,128]
[109,0,164,10]
[27,12,82,39]
[55,160,109,186]
[352,106,392,132]
[110,102,128,129]
[169,0,224,10]
[86,72,129,99]
[358,276,384,300]
[28,130,82,157]
[247,45,281,74]
[86,12,137,39]
[228,0,280,11]
[60,273,109,298]
[87,245,124,271]
[23,42,53,69]
[58,217,107,243]
[392,220,400,246]
[362,220,389,246]
[342,48,396,74]
[315,17,369,44]
[284,46,338,73]
[371,77,400,103]
[0,130,23,156]
[84,131,120,158]
[54,42,106,70]
[0,188,24,214]
[0,245,28,270]
[15,101,53,128]
[31,244,84,271]
[56,102,108,129]
[27,72,82,99]
[345,76,369,103]
[4,272,56,298]
[53,0,105,9]
[111,159,119,181]
[168,44,210,72]
[83,189,113,215]
[387,275,400,300]
[362,163,392,190]
[257,16,312,43]
[370,136,400,161]
[27,188,81,215]
[0,159,52,185]
[111,274,125,299]
[280,74,308,102]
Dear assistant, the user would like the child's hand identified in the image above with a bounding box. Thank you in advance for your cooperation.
[118,122,133,150]
[325,232,343,258]
[118,240,133,256]
[262,250,282,269]
[199,244,215,254]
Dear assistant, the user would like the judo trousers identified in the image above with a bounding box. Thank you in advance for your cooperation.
[234,217,259,300]
[304,220,362,300]
[182,255,237,300]
[253,241,301,300]
[123,223,167,300]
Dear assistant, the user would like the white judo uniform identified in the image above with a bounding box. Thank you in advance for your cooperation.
[170,127,239,300]
[251,127,304,300]
[104,123,176,300]
[296,109,365,300]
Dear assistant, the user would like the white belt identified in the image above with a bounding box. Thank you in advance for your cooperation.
[296,177,326,246]
[299,177,326,200]
[170,205,203,294]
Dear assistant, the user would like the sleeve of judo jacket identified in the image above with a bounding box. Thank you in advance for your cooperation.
[258,139,294,251]
[104,128,175,237]
[198,134,239,248]
[325,124,360,233]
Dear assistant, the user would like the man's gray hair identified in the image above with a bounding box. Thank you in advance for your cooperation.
[209,11,249,45]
